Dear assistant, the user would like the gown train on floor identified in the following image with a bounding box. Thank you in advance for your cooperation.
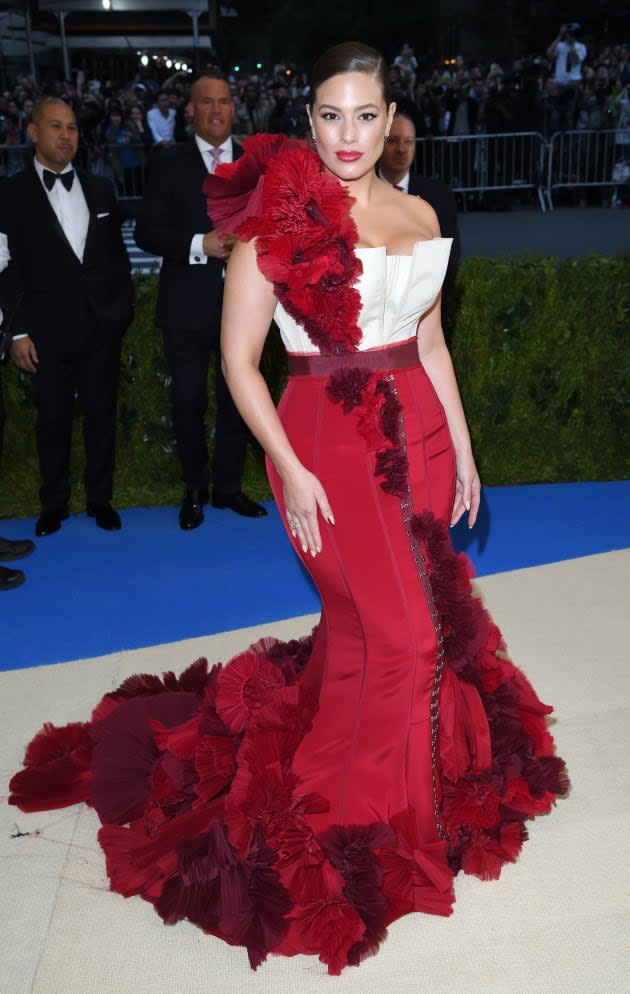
[9,136,569,975]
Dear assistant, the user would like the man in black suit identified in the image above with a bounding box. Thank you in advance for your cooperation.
[0,97,134,537]
[379,111,461,345]
[135,69,266,529]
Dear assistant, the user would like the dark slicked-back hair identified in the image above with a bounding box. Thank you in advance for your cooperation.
[311,42,391,105]
[32,96,74,124]
[393,109,416,130]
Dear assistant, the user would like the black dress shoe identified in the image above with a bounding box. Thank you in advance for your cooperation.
[86,502,121,531]
[0,564,25,590]
[0,536,35,561]
[35,508,69,537]
[211,491,268,518]
[179,489,205,530]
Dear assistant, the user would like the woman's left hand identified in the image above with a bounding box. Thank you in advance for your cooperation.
[451,451,481,529]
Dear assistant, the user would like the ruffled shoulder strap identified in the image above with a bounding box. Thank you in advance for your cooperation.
[204,134,300,241]
[204,134,363,355]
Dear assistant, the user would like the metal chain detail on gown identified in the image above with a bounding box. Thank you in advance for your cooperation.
[385,373,447,840]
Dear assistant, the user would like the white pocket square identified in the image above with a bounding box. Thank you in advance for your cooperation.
[96,212,110,219]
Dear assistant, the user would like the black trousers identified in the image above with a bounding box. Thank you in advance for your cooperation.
[32,336,121,510]
[162,326,248,495]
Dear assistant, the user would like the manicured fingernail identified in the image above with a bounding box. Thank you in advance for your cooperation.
[328,514,335,525]
[464,500,470,511]
[301,545,307,553]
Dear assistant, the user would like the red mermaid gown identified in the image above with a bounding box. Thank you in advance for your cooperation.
[9,151,569,976]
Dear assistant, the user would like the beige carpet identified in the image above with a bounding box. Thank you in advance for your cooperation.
[1,550,628,994]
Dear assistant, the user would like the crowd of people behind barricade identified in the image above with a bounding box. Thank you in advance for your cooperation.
[1,31,629,196]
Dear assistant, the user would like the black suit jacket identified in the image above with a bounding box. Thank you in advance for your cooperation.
[407,174,461,339]
[0,164,133,352]
[134,139,243,334]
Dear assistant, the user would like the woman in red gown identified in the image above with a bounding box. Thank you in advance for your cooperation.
[10,44,568,975]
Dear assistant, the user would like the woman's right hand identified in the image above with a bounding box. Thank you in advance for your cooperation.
[282,464,335,557]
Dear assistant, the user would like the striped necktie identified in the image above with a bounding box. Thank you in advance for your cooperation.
[208,147,223,173]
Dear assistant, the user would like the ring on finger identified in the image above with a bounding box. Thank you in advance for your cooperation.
[288,518,299,530]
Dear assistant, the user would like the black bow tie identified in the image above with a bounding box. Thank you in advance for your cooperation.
[43,168,74,192]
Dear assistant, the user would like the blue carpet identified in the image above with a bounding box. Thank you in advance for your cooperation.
[1,480,628,672]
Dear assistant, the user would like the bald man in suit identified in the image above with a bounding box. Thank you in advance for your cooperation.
[0,97,133,537]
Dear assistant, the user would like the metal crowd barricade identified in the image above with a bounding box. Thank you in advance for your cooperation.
[414,132,548,211]
[0,143,149,200]
[545,129,621,210]
[3,133,624,213]
[103,143,149,200]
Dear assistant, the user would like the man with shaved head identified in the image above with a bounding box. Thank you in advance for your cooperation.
[0,97,134,536]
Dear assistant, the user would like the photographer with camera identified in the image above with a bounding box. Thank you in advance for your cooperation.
[547,22,587,129]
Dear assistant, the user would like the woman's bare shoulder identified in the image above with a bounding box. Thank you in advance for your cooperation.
[403,190,441,238]
[362,180,441,251]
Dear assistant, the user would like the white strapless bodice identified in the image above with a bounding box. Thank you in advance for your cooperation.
[274,237,453,354]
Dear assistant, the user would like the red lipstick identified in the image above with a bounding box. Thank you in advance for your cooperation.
[336,151,363,162]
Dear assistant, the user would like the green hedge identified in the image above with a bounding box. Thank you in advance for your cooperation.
[1,255,628,518]
[450,255,630,484]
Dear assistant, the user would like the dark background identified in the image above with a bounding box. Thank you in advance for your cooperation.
[23,0,630,79]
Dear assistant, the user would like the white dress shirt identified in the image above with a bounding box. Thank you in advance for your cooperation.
[190,135,234,266]
[33,156,90,262]
[0,233,9,324]
[378,167,410,193]
[553,41,587,84]
[147,106,176,144]
[9,158,90,339]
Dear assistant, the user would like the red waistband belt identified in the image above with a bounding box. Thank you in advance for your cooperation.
[287,339,420,377]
